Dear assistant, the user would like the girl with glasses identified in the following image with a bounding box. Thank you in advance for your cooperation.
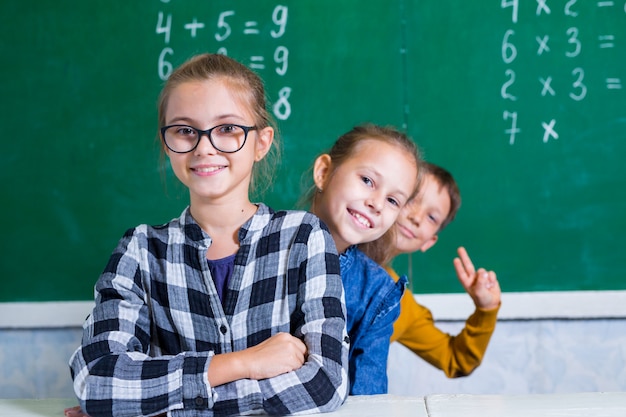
[68,53,348,417]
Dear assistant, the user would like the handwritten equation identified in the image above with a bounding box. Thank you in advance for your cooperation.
[154,2,292,121]
[500,0,624,145]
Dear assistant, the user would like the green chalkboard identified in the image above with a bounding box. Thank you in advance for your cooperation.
[0,1,624,302]
[397,0,626,293]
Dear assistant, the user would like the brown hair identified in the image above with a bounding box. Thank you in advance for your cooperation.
[300,123,422,208]
[157,53,280,198]
[359,162,461,266]
[425,162,461,232]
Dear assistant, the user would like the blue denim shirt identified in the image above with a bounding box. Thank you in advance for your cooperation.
[340,246,407,395]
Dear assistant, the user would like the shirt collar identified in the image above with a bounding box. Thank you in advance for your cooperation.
[178,203,273,246]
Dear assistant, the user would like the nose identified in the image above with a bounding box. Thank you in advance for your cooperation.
[366,193,384,214]
[194,132,218,155]
[407,208,423,225]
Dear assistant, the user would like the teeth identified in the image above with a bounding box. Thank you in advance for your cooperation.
[351,211,371,228]
[195,166,222,173]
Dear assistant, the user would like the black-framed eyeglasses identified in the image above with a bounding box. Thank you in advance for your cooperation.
[160,123,257,154]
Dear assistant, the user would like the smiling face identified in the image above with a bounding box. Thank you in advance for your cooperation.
[393,173,451,255]
[312,139,418,253]
[163,77,273,206]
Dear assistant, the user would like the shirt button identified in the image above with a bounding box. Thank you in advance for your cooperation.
[220,325,228,334]
[195,396,204,406]
[344,336,350,344]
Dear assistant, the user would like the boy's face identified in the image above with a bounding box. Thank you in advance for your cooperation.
[393,173,451,254]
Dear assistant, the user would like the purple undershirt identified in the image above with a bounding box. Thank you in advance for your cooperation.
[207,254,236,303]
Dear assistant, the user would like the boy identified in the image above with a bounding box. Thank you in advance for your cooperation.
[361,162,501,378]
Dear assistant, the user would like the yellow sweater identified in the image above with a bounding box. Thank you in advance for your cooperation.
[388,267,499,378]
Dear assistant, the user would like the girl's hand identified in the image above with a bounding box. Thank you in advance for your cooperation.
[241,332,308,380]
[64,406,89,417]
[208,332,307,386]
[453,246,501,310]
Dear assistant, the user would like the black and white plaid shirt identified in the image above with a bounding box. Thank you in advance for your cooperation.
[70,204,349,417]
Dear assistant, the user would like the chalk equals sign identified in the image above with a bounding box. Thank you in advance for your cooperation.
[606,78,622,89]
[598,35,615,48]
[244,21,260,35]
[249,56,265,70]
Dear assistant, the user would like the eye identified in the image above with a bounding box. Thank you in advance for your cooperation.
[361,176,374,187]
[176,126,196,136]
[428,214,440,224]
[387,197,400,207]
[217,124,240,135]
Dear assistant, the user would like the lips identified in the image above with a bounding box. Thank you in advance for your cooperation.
[191,165,225,174]
[397,223,416,239]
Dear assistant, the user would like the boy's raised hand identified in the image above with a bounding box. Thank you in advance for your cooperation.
[453,247,501,310]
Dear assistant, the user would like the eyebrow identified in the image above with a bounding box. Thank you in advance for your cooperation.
[166,116,194,125]
[166,114,247,125]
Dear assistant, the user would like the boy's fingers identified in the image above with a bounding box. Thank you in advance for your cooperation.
[479,270,499,291]
[488,271,500,291]
[457,246,475,275]
[453,257,473,289]
[477,269,493,289]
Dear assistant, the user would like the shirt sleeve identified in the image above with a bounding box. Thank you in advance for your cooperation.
[389,268,500,378]
[69,230,213,417]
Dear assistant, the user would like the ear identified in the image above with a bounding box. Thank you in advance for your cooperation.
[254,126,274,161]
[313,154,332,190]
[419,234,438,252]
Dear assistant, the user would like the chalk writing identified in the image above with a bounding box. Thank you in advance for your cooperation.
[155,4,292,121]
[500,0,621,145]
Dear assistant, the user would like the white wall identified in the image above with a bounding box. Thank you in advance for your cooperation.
[0,328,81,398]
[2,291,626,399]
[387,290,626,396]
[388,318,626,396]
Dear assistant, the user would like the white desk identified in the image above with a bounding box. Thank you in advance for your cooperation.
[0,395,428,417]
[425,392,626,417]
[1,392,625,417]
[0,396,424,417]
[328,394,426,416]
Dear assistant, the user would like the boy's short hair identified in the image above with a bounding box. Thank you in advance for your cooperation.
[424,162,461,232]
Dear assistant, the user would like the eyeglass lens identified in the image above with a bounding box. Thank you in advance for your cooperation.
[162,124,250,153]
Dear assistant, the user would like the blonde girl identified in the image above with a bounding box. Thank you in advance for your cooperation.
[306,124,422,394]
